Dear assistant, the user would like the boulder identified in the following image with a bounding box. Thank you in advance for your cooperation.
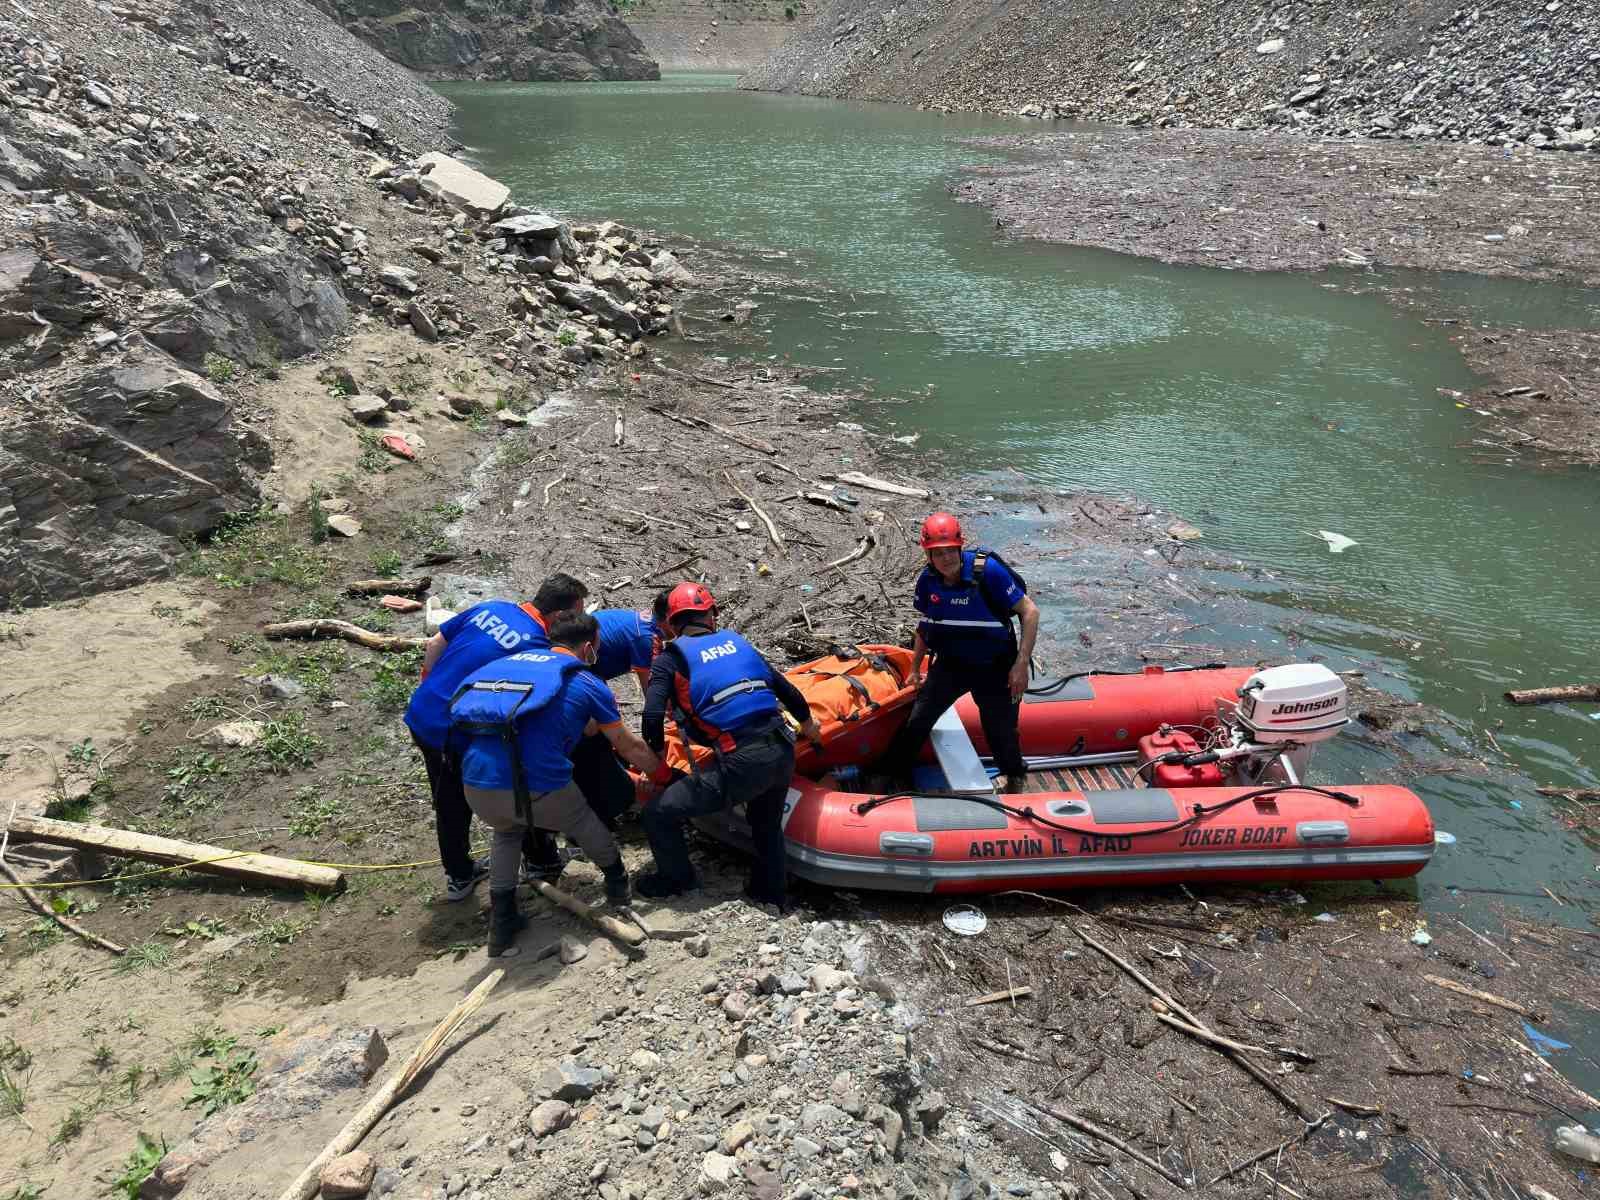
[406,300,439,341]
[376,262,420,296]
[492,213,564,240]
[0,245,105,338]
[699,1152,740,1193]
[142,1027,387,1198]
[320,1150,375,1199]
[413,152,509,218]
[649,250,695,287]
[548,281,640,338]
[1257,37,1285,54]
[537,1060,603,1101]
[528,1099,574,1138]
[0,345,269,607]
[346,395,389,422]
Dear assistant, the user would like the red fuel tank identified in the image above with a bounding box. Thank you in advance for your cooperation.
[1137,727,1226,789]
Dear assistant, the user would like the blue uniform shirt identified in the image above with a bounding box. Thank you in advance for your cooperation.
[456,654,622,794]
[915,549,1025,663]
[403,600,548,749]
[592,608,658,682]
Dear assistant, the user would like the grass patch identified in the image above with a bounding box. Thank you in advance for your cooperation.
[22,919,62,955]
[51,1103,89,1145]
[162,749,227,814]
[287,787,344,837]
[282,592,341,621]
[113,940,174,976]
[0,1041,26,1120]
[363,648,422,712]
[203,352,235,384]
[248,643,347,704]
[255,711,323,773]
[190,507,331,592]
[109,1132,167,1199]
[370,549,404,576]
[352,608,395,633]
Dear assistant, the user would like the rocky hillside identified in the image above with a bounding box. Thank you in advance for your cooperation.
[742,0,1600,151]
[626,0,810,73]
[0,0,693,607]
[314,0,660,82]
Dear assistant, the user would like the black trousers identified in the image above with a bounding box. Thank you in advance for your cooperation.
[414,733,559,875]
[640,725,794,904]
[570,732,635,830]
[882,652,1027,780]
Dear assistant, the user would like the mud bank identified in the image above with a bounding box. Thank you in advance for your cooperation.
[953,128,1600,466]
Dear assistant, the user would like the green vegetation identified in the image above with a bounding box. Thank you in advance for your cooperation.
[113,940,174,976]
[283,592,342,620]
[51,1103,88,1145]
[190,507,331,591]
[184,1047,258,1116]
[364,648,422,712]
[370,549,404,576]
[162,749,226,815]
[305,495,330,544]
[287,787,344,837]
[255,711,323,773]
[0,1037,28,1120]
[203,352,235,384]
[110,1133,167,1200]
[247,642,348,704]
[352,608,395,633]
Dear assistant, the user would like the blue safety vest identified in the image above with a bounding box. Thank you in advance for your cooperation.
[447,651,585,814]
[402,600,549,748]
[915,548,1023,661]
[672,631,780,750]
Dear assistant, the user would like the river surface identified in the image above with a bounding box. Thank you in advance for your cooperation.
[439,76,1600,933]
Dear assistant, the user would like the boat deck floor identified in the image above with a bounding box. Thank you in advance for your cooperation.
[1022,762,1140,793]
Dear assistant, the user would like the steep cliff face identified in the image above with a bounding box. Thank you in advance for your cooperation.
[742,0,1600,150]
[625,0,809,73]
[316,0,661,81]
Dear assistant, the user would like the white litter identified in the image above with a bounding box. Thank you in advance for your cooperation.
[1312,530,1358,553]
[942,904,988,936]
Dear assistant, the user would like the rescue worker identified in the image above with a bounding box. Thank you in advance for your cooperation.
[881,513,1040,793]
[637,582,822,907]
[402,573,588,900]
[568,591,670,832]
[448,612,674,957]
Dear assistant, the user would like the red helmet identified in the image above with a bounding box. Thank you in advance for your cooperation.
[920,511,964,550]
[664,581,716,624]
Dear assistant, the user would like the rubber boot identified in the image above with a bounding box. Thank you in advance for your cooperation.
[602,860,631,906]
[487,887,526,958]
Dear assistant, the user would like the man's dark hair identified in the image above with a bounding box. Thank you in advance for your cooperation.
[651,588,671,623]
[533,572,589,614]
[548,611,599,649]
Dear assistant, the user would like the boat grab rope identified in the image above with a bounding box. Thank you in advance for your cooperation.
[1025,662,1231,698]
[851,784,1361,842]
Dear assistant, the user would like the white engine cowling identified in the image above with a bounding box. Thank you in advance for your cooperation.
[1234,664,1349,745]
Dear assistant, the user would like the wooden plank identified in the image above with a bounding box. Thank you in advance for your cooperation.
[1422,973,1540,1019]
[834,470,930,499]
[8,815,346,893]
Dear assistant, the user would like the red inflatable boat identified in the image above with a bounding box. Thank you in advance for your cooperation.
[678,649,1435,895]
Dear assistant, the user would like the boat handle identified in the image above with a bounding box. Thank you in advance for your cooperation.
[879,832,935,858]
[1296,820,1350,845]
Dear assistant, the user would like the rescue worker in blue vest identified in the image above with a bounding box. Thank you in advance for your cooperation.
[403,573,588,901]
[448,612,675,957]
[881,512,1040,793]
[568,591,670,832]
[637,582,822,906]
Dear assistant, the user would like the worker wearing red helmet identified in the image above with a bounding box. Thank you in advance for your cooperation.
[637,582,823,905]
[882,512,1041,793]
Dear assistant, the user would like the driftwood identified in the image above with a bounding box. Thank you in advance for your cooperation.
[650,406,777,455]
[822,529,877,572]
[723,470,786,555]
[833,470,929,499]
[1422,973,1540,1019]
[1029,1102,1191,1189]
[262,619,427,653]
[1204,1113,1331,1187]
[1151,1007,1268,1056]
[529,879,645,948]
[1074,925,1320,1122]
[1324,1096,1383,1117]
[275,970,504,1200]
[0,856,126,955]
[643,553,702,583]
[345,576,431,596]
[8,814,346,893]
[1505,684,1600,705]
[965,985,1034,1007]
[1537,787,1600,803]
[544,472,568,508]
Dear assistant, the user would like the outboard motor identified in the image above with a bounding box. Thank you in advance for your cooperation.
[1230,664,1350,784]
[1137,664,1352,789]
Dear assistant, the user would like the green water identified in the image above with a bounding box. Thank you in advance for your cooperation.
[440,75,1600,923]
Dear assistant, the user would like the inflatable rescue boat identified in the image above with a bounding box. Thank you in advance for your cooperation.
[654,647,1434,894]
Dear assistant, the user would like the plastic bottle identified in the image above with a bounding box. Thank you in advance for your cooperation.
[1553,1125,1600,1164]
